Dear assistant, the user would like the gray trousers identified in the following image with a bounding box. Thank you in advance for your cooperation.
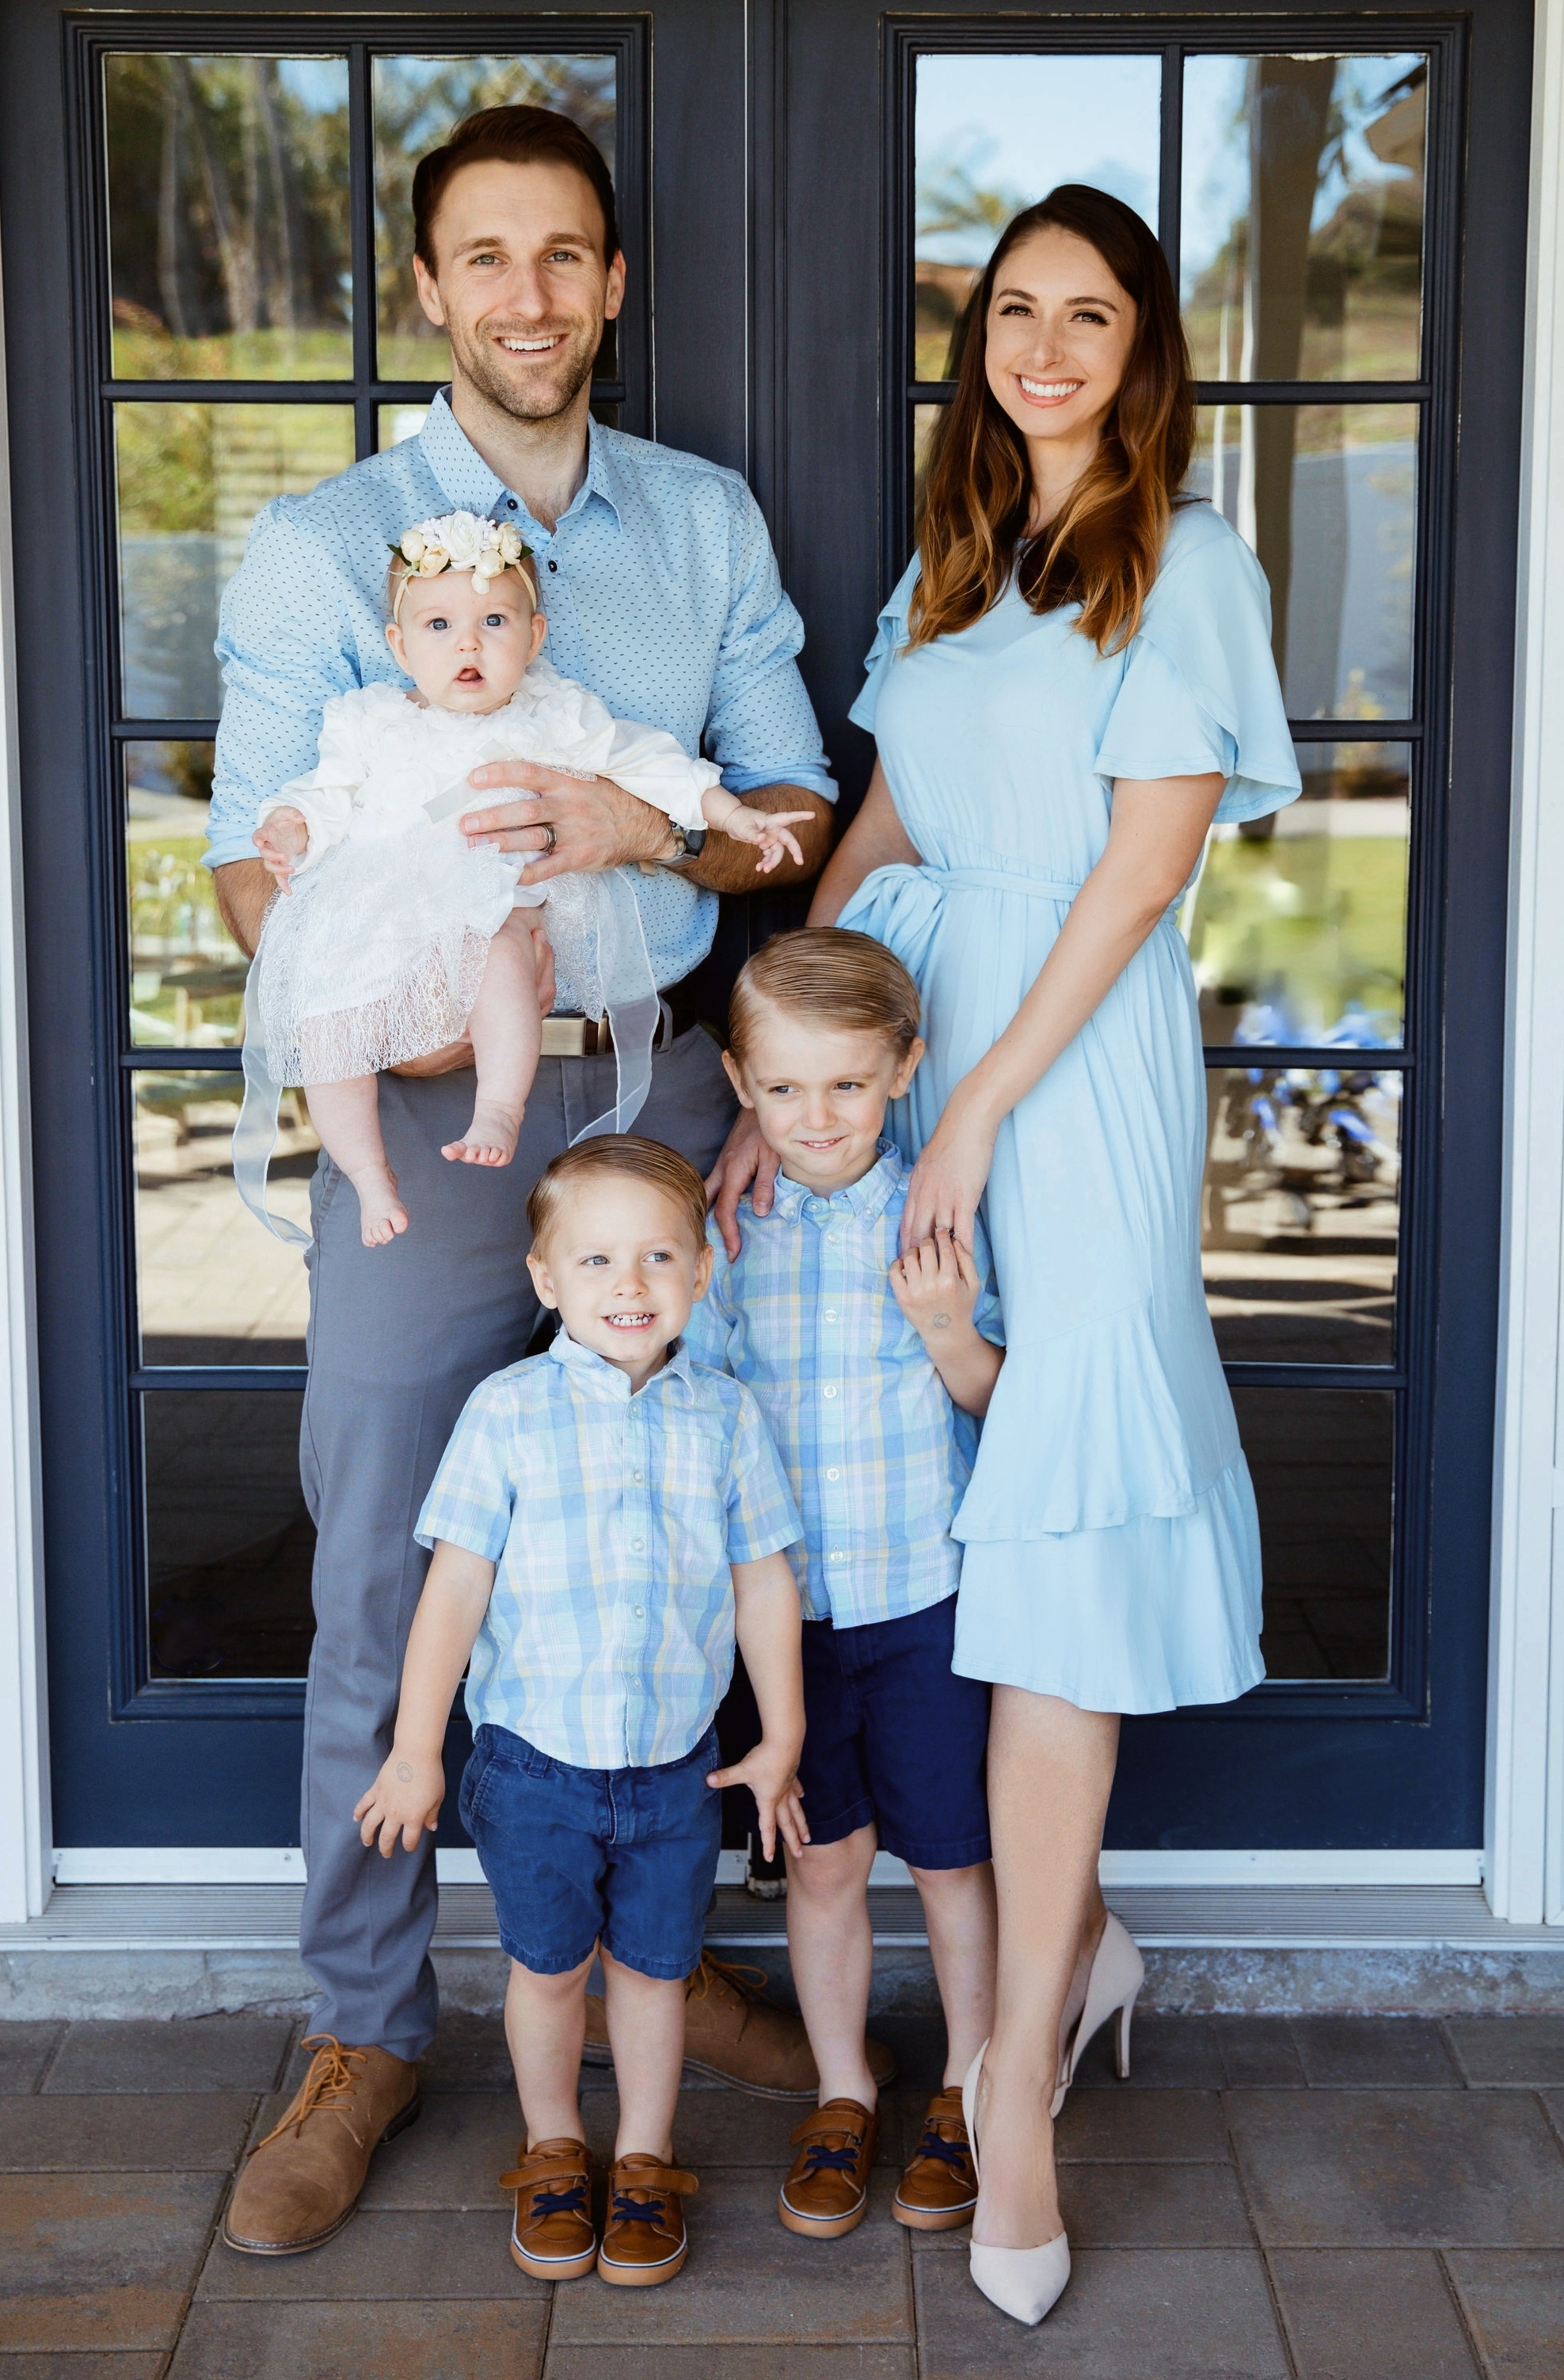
[297,1028,737,2060]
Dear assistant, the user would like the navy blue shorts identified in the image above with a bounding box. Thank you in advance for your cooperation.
[798,1595,991,1868]
[460,1722,723,1981]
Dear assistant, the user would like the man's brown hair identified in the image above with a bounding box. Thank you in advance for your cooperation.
[527,1135,708,1256]
[413,105,620,272]
[728,930,923,1070]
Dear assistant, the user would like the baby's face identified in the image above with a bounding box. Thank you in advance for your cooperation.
[725,1003,923,1195]
[526,1180,714,1389]
[385,567,545,713]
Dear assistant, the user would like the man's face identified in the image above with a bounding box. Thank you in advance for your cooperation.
[413,158,625,426]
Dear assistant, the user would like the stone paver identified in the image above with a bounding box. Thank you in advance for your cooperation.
[2,2012,1561,2374]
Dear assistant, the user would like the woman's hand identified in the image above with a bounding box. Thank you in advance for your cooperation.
[706,1109,779,1260]
[900,1089,999,1254]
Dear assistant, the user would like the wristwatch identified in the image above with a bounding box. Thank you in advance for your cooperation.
[660,821,707,867]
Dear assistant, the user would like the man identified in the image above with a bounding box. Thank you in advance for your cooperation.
[211,105,881,2257]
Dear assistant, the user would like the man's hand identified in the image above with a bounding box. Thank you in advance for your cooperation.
[706,1741,809,1863]
[354,1745,446,1857]
[459,759,671,884]
[706,1110,779,1260]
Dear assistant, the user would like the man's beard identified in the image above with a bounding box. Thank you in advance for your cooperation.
[456,319,599,424]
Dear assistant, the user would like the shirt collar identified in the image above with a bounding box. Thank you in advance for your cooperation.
[417,393,623,540]
[770,1142,905,1226]
[548,1325,694,1397]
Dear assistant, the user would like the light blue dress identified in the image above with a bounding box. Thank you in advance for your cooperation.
[839,504,1300,1713]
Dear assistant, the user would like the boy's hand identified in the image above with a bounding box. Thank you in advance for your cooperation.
[253,807,309,892]
[890,1227,980,1340]
[353,1747,446,1857]
[706,1741,809,1861]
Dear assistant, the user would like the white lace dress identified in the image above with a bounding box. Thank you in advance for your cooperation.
[249,664,720,1085]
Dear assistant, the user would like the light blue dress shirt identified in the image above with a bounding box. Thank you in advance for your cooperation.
[208,395,836,1007]
[682,1143,1004,1629]
[416,1329,801,1770]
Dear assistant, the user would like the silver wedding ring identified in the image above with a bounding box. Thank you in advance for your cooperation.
[538,823,557,856]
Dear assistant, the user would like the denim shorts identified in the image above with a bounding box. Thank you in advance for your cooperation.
[799,1594,991,1868]
[459,1721,723,1981]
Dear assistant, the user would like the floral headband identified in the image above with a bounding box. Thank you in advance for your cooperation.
[390,510,537,619]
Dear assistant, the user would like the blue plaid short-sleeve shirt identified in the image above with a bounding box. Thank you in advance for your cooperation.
[417,1330,801,1769]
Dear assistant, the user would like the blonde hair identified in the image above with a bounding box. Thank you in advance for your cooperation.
[728,930,922,1069]
[527,1135,709,1255]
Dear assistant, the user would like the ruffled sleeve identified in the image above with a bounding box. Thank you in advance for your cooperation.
[847,557,922,736]
[1093,507,1300,826]
[257,686,377,869]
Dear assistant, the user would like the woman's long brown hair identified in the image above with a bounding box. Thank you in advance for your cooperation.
[910,185,1195,657]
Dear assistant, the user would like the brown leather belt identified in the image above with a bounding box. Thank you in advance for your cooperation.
[540,977,702,1060]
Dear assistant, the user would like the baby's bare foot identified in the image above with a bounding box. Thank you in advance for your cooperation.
[442,1101,523,1168]
[349,1162,409,1246]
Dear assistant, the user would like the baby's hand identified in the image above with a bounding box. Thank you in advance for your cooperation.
[706,1740,809,1861]
[890,1229,981,1342]
[253,808,310,893]
[353,1747,445,1857]
[708,800,816,875]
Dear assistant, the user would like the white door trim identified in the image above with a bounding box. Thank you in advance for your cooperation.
[1488,0,1564,1926]
[0,217,50,1927]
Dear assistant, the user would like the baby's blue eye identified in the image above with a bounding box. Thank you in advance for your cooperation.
[427,616,448,631]
[484,614,506,627]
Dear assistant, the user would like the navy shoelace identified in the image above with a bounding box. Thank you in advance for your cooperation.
[530,2182,588,2218]
[611,2190,668,2226]
[913,2126,972,2170]
[802,2139,862,2174]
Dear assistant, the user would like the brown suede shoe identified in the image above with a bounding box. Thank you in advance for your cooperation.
[597,2154,698,2286]
[223,2034,420,2254]
[585,1956,896,2101]
[892,2085,977,2230]
[500,2137,596,2281]
[778,2098,879,2237]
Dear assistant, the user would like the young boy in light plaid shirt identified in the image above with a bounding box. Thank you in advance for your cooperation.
[684,929,1005,2244]
[355,1136,805,2291]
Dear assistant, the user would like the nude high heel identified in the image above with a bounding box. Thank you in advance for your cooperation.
[961,2042,1071,2326]
[1051,1909,1144,2119]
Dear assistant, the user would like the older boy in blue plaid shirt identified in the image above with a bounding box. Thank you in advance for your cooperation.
[356,1137,805,2291]
[684,930,1004,2244]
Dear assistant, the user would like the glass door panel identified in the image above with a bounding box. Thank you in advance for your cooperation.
[1235,1386,1395,1680]
[126,741,249,1047]
[143,1389,314,1681]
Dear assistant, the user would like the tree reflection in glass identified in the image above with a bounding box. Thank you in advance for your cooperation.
[105,53,352,380]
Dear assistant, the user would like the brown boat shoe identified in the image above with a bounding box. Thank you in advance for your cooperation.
[223,2033,420,2254]
[892,2085,978,2230]
[778,2097,879,2237]
[500,2136,596,2281]
[584,1954,897,2101]
[597,2153,699,2286]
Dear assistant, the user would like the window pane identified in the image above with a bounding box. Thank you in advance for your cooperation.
[915,54,1161,379]
[105,54,352,381]
[135,1071,316,1366]
[116,402,353,718]
[373,55,616,382]
[127,743,248,1047]
[1203,1065,1399,1367]
[1235,1386,1394,1679]
[144,1390,314,1679]
[1182,55,1425,382]
[1188,740,1410,1049]
[1189,405,1416,720]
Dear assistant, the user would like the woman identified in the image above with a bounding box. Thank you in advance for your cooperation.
[811,188,1298,2321]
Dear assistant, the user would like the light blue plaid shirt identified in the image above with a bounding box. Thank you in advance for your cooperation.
[682,1145,1004,1629]
[416,1329,801,1770]
[208,394,835,1007]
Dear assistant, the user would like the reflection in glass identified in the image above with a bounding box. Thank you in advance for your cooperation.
[1234,1386,1394,1679]
[105,54,352,380]
[373,55,615,382]
[1181,55,1425,383]
[1188,742,1410,1048]
[913,53,1161,380]
[135,1073,317,1366]
[144,1391,314,1679]
[116,402,354,717]
[1203,1066,1399,1367]
[127,744,247,1047]
[1189,406,1416,720]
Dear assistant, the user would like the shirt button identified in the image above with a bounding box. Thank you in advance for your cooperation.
[829,1549,846,1563]
[632,1537,645,1552]
[548,558,558,572]
[826,1466,841,1481]
[822,1386,837,1400]
[506,497,517,510]
[824,1309,839,1322]
[631,1470,645,1484]
[634,1605,646,1618]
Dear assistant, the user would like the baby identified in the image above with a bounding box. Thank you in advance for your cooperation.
[245,511,810,1248]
